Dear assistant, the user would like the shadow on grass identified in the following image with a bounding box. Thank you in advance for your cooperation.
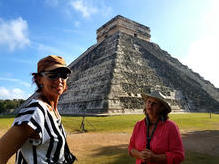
[182,130,219,156]
[182,130,219,164]
[92,144,135,164]
[183,151,219,164]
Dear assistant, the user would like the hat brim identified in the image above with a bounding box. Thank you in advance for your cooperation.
[46,65,71,74]
[141,93,171,113]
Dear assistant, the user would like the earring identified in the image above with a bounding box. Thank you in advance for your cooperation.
[39,84,44,88]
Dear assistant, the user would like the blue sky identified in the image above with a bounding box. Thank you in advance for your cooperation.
[0,0,218,99]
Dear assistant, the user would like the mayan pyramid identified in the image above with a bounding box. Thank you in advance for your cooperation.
[16,15,219,115]
[55,15,219,115]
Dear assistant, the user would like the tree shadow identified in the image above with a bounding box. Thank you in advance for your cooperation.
[92,144,135,164]
[182,130,219,156]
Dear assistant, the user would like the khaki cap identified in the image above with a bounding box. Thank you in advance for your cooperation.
[37,55,71,73]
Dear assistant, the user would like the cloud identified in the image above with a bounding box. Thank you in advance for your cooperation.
[70,0,97,18]
[0,87,28,100]
[32,42,76,64]
[0,17,30,51]
[35,42,68,58]
[44,0,112,19]
[181,0,219,88]
[0,77,31,88]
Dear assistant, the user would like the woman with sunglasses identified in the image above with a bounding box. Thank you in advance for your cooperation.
[0,55,76,163]
[128,91,184,164]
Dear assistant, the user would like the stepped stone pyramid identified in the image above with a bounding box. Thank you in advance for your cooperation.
[16,15,219,115]
[58,15,219,115]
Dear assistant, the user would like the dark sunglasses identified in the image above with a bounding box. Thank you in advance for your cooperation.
[40,72,70,80]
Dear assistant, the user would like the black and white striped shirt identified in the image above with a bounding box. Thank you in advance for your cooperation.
[13,99,66,164]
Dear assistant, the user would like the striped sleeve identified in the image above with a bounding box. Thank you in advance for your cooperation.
[12,101,46,140]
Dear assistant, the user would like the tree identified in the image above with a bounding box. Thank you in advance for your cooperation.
[0,99,25,114]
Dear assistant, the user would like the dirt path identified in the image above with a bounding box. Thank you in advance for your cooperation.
[67,132,131,160]
[1,130,219,163]
[67,130,219,157]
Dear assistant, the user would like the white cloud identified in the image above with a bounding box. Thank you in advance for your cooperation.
[33,42,75,64]
[0,87,28,100]
[44,0,112,19]
[0,17,30,51]
[181,0,219,88]
[70,0,98,18]
[35,42,67,57]
[0,77,31,88]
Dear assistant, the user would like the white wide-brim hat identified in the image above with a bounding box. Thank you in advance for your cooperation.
[141,90,171,113]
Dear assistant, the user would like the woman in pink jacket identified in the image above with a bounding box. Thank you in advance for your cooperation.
[128,91,184,164]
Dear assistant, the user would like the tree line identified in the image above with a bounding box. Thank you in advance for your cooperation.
[0,99,25,114]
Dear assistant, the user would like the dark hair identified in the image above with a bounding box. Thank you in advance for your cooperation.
[32,73,42,92]
[159,105,169,121]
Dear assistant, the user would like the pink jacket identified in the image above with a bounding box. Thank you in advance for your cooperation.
[128,119,184,164]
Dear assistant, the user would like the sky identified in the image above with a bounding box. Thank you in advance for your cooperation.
[0,0,218,100]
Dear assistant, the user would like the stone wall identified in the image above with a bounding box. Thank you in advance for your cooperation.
[106,32,185,113]
[58,33,120,114]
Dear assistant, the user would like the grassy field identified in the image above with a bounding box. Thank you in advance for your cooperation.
[62,113,219,133]
[1,113,219,132]
[1,113,219,163]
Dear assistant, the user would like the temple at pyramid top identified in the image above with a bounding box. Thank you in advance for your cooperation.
[96,15,151,43]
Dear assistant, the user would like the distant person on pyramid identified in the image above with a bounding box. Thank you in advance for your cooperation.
[0,55,76,163]
[128,90,184,164]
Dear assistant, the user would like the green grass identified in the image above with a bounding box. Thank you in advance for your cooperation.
[0,116,14,130]
[1,113,219,132]
[169,113,219,131]
[1,113,219,133]
[62,114,145,133]
[62,113,219,133]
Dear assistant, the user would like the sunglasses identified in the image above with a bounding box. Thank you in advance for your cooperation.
[40,72,70,80]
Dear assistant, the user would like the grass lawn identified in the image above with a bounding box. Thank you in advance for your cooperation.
[1,113,219,164]
[61,113,219,133]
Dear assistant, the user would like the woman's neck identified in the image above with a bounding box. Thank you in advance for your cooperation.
[148,114,159,124]
[39,93,59,110]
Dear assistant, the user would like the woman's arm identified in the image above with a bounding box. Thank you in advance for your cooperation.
[165,122,185,164]
[0,124,37,164]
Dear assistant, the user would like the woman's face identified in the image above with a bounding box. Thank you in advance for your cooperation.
[38,71,68,99]
[145,97,163,119]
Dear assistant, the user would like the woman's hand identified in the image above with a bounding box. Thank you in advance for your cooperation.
[130,148,166,163]
[139,149,154,162]
[130,148,153,161]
